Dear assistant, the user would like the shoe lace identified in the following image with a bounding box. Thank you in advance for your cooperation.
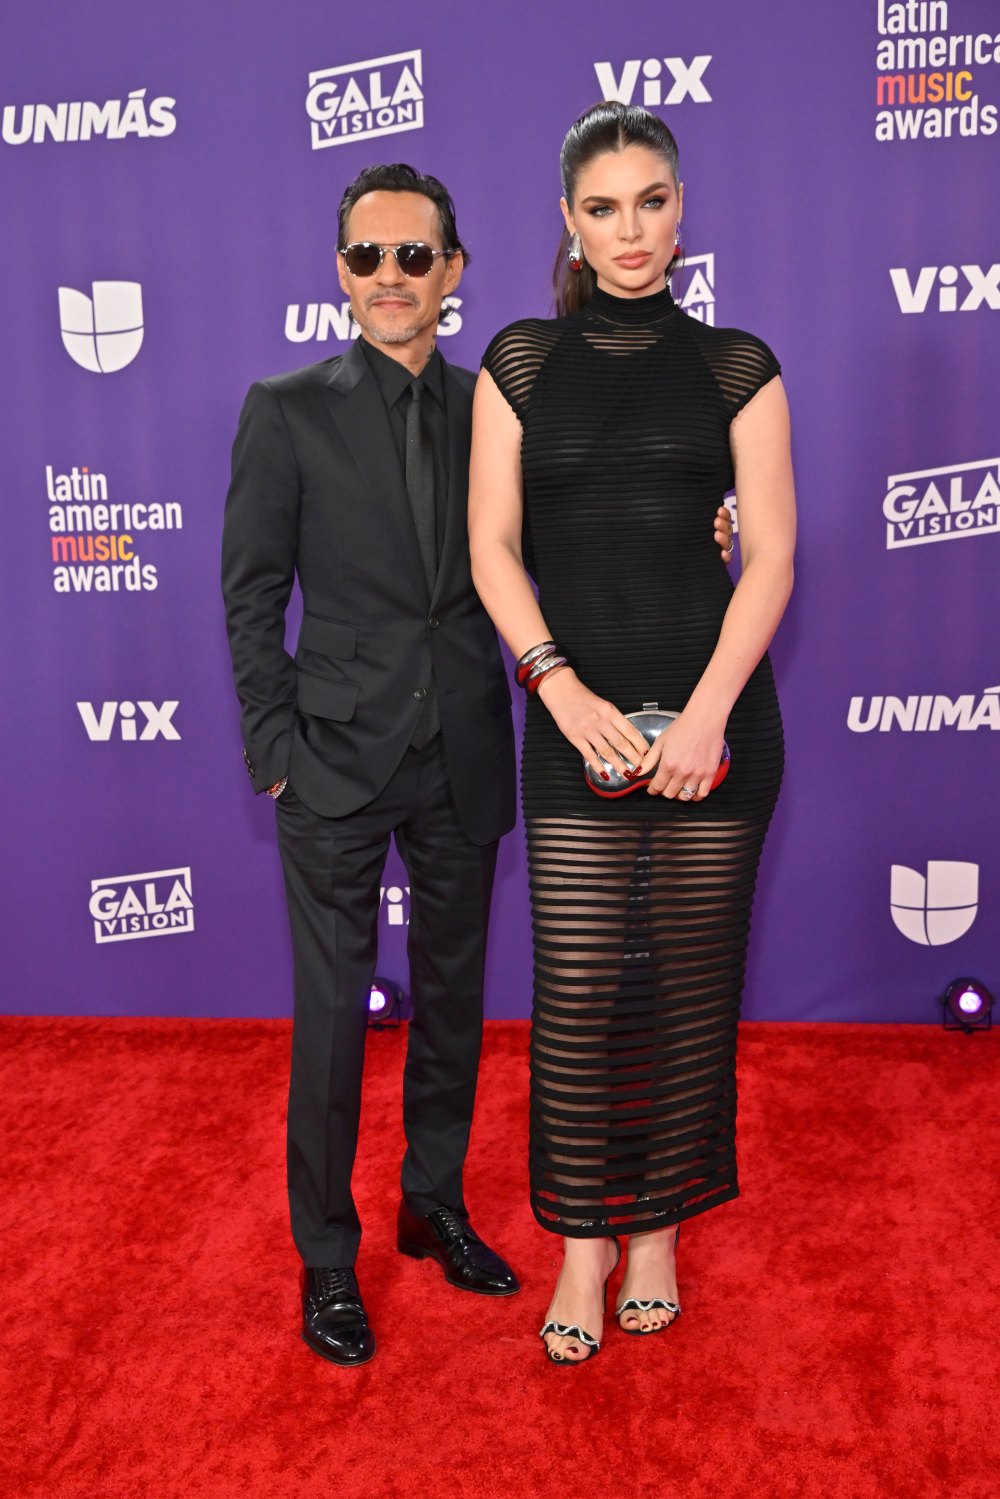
[314,1267,357,1304]
[430,1207,469,1242]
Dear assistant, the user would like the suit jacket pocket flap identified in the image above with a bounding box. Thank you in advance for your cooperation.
[297,614,357,660]
[296,671,359,722]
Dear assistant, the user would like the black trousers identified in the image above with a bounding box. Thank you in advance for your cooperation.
[275,735,498,1267]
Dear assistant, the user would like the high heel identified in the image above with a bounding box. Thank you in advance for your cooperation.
[540,1236,621,1366]
[616,1226,681,1336]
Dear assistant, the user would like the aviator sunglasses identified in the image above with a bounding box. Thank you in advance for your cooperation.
[339,241,455,277]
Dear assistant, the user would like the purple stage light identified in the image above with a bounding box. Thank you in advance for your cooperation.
[940,978,994,1034]
[369,977,404,1029]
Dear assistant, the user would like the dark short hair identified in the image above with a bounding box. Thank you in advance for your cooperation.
[337,162,469,265]
[553,102,680,316]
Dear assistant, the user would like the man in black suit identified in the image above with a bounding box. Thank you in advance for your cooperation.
[222,165,519,1367]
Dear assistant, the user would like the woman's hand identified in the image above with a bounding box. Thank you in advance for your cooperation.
[638,709,728,801]
[537,670,649,779]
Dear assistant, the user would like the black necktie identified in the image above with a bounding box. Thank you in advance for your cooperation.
[405,379,438,592]
[404,378,440,747]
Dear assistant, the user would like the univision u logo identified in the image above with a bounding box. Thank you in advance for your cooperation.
[890,861,979,946]
[58,281,144,373]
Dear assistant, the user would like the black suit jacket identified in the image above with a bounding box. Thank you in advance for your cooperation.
[222,338,516,846]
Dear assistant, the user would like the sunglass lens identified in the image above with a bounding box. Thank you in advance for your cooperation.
[396,244,436,276]
[344,245,382,276]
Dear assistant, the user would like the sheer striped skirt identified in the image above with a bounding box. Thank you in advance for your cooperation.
[527,813,770,1237]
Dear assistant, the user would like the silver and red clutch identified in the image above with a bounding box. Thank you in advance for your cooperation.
[584,702,731,799]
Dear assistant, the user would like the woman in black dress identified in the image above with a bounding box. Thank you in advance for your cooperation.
[469,102,795,1364]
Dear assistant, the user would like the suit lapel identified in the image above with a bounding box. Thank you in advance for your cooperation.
[326,341,429,604]
[431,361,473,609]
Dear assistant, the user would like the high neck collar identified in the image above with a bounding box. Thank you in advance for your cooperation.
[586,282,677,324]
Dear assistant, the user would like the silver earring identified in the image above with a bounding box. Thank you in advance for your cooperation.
[567,231,584,271]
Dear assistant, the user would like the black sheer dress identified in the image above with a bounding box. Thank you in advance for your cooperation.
[482,284,784,1238]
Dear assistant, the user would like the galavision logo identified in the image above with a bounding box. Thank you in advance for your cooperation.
[306,51,423,149]
[882,458,999,549]
[90,866,194,944]
[77,701,180,741]
[848,686,1000,733]
[2,89,176,145]
[595,56,712,106]
[285,296,462,343]
[58,282,143,373]
[890,264,1000,313]
[890,860,978,946]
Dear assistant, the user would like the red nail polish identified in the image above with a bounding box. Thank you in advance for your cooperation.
[600,771,610,782]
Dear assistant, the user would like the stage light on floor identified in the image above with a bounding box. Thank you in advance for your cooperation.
[369,977,404,1029]
[940,978,994,1033]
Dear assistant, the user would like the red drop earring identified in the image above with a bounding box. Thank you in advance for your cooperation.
[568,232,584,272]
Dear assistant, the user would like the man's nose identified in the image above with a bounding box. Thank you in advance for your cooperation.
[374,248,406,283]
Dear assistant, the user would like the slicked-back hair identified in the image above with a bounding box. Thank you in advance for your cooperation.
[553,102,680,316]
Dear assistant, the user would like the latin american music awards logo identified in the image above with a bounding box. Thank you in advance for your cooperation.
[305,50,423,148]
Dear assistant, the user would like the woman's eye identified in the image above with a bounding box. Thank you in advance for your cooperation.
[586,205,612,217]
[642,196,666,209]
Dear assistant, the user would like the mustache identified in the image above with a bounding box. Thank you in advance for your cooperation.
[365,290,419,309]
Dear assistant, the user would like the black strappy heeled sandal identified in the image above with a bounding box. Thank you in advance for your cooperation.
[540,1237,621,1366]
[616,1225,681,1337]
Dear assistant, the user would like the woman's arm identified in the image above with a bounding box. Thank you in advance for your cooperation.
[468,370,649,774]
[641,375,796,799]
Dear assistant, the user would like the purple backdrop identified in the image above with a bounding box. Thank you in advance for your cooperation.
[2,0,997,1022]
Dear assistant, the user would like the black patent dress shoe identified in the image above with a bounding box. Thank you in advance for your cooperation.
[301,1265,376,1366]
[396,1202,520,1296]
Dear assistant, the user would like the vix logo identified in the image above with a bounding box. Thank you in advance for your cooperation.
[890,861,979,946]
[306,50,423,148]
[594,56,712,106]
[58,281,143,372]
[77,700,180,741]
[379,885,411,926]
[890,264,1000,313]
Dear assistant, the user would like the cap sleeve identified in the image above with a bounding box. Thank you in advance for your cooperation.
[481,319,558,424]
[712,332,781,422]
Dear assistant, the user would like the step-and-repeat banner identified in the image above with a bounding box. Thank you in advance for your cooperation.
[2,0,997,1022]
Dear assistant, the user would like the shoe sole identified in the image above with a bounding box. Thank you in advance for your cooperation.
[301,1329,376,1367]
[396,1239,521,1296]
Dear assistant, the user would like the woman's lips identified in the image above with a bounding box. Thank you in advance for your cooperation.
[614,252,652,268]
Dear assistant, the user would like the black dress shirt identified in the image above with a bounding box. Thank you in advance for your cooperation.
[359,336,449,555]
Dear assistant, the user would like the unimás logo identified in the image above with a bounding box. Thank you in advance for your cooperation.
[285,296,462,343]
[875,2,1000,141]
[2,88,176,145]
[58,282,143,372]
[848,686,1000,732]
[380,885,411,927]
[889,860,978,945]
[77,701,180,741]
[305,50,423,149]
[890,263,1000,313]
[45,463,182,594]
[676,253,715,324]
[90,866,194,944]
[594,55,712,106]
[882,457,1000,548]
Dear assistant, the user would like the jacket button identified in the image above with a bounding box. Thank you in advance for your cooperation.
[414,687,428,701]
[429,616,440,629]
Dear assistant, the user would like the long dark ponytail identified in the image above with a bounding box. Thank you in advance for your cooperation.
[553,102,681,317]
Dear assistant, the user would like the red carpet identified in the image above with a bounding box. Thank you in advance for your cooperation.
[1,1017,997,1499]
